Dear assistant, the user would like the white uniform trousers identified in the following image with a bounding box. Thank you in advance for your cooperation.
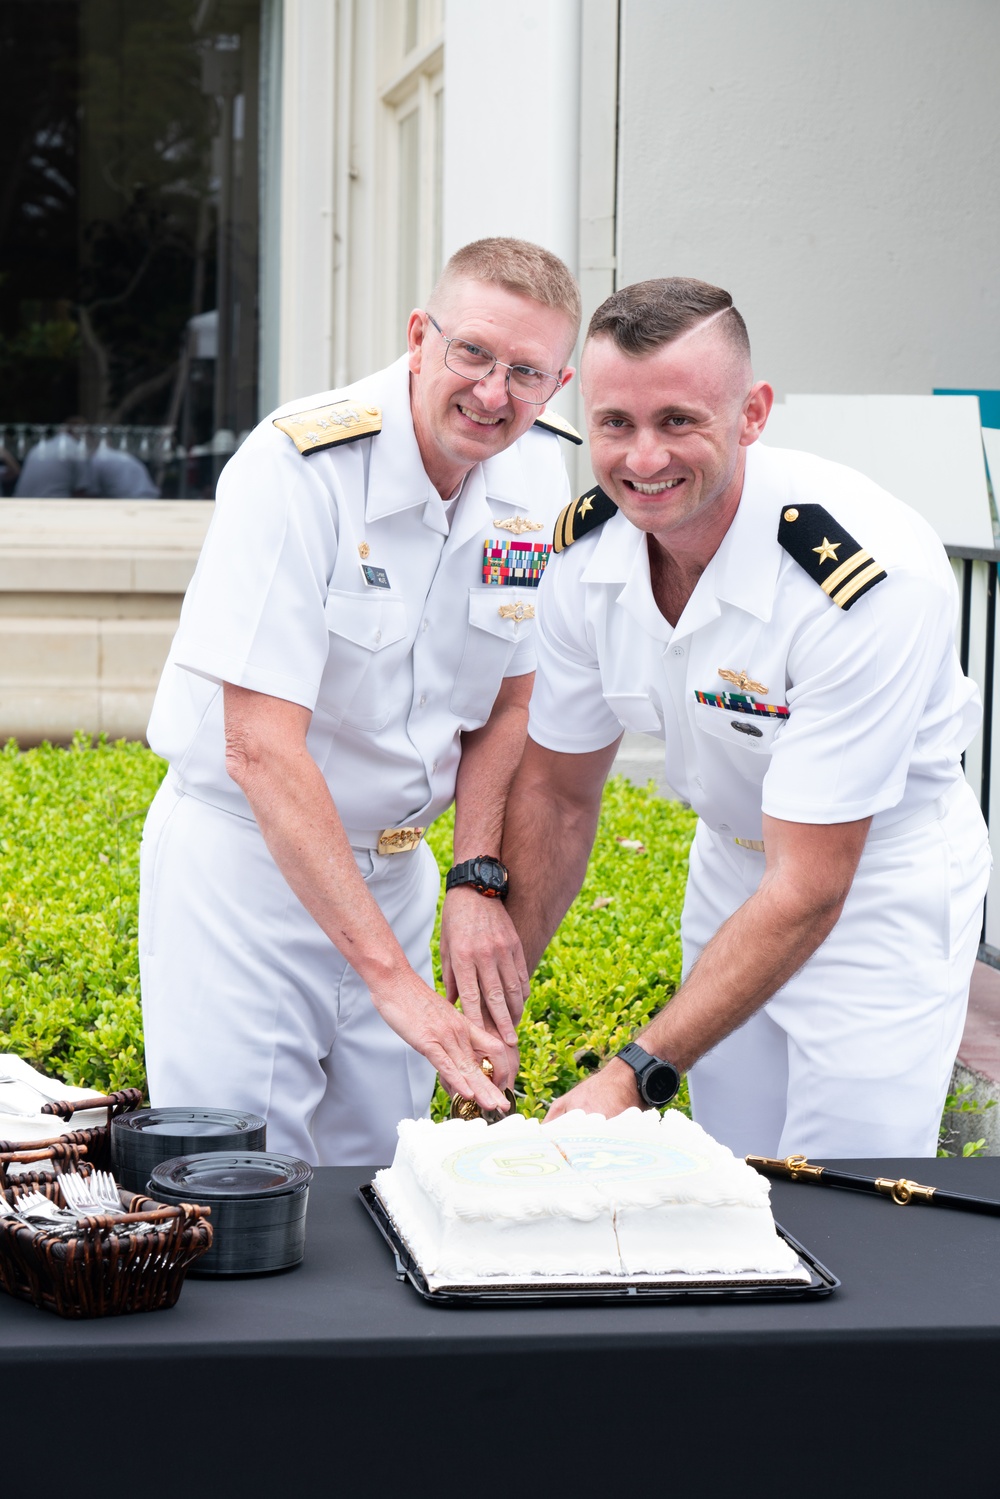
[139,777,438,1167]
[685,782,991,1159]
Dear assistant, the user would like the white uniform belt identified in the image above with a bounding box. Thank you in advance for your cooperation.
[866,780,963,840]
[731,779,965,854]
[166,772,426,855]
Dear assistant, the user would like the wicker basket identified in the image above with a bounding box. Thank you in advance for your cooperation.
[0,1141,91,1197]
[0,1087,143,1176]
[0,1174,213,1318]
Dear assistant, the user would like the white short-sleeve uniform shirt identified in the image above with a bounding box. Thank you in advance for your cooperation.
[148,356,571,831]
[530,442,980,842]
[529,441,990,1158]
[140,357,573,1167]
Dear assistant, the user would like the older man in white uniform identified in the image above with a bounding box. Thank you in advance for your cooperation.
[501,277,990,1159]
[140,238,581,1164]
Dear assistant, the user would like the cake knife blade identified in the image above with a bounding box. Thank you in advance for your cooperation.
[746,1154,1000,1216]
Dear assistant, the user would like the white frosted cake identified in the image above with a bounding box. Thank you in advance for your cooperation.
[373,1108,805,1288]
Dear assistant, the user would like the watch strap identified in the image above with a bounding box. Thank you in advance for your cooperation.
[615,1041,680,1106]
[445,856,509,899]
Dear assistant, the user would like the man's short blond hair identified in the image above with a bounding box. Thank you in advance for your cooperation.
[431,237,582,342]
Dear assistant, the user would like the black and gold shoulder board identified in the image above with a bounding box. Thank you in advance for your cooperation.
[553,485,618,553]
[273,400,382,455]
[778,503,887,611]
[533,410,583,445]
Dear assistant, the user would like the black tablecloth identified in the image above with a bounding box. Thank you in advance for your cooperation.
[2,1158,998,1496]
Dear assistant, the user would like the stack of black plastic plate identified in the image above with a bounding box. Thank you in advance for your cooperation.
[148,1153,313,1276]
[110,1107,267,1195]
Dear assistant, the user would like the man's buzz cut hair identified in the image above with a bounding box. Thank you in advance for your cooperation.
[433,237,582,343]
[587,277,750,363]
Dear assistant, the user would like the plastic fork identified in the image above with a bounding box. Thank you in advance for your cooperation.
[10,1191,75,1226]
[59,1172,111,1217]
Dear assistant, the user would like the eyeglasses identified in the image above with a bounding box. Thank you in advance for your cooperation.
[425,313,562,405]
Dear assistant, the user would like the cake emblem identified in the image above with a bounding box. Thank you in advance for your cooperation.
[550,1136,705,1181]
[445,1139,572,1183]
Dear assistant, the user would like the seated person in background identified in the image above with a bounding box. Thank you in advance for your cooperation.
[0,443,20,495]
[85,438,160,498]
[13,421,87,497]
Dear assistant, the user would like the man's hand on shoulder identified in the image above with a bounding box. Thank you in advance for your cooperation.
[545,1058,640,1121]
[440,884,529,1046]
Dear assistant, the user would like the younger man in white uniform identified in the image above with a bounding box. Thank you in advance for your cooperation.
[140,239,581,1164]
[501,277,990,1158]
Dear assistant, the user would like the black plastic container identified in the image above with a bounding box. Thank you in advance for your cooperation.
[110,1107,266,1195]
[148,1152,312,1276]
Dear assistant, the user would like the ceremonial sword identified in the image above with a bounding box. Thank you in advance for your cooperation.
[747,1154,1000,1217]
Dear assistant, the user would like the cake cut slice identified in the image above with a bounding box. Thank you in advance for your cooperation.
[544,1109,800,1277]
[373,1114,622,1281]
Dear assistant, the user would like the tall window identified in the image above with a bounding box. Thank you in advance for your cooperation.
[0,0,271,500]
[379,0,444,342]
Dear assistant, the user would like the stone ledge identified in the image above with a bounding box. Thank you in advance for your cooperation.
[0,500,213,594]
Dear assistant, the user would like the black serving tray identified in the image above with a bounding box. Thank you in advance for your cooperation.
[359,1183,839,1306]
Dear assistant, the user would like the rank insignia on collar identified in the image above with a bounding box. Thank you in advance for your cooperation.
[778,504,887,610]
[532,411,583,444]
[493,515,544,534]
[273,400,382,455]
[553,485,618,552]
[483,538,552,587]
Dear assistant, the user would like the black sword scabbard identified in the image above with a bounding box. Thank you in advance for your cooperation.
[746,1155,1000,1216]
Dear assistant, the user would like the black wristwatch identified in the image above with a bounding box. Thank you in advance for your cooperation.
[614,1041,681,1107]
[445,855,509,900]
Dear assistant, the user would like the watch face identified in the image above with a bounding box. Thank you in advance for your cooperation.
[474,859,507,894]
[642,1061,680,1106]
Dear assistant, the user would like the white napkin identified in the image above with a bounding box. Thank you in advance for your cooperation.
[0,1053,115,1145]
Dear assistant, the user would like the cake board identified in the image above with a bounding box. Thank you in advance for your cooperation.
[359,1183,839,1306]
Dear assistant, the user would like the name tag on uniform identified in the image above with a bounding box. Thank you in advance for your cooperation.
[694,690,789,719]
[361,563,391,588]
[483,538,552,587]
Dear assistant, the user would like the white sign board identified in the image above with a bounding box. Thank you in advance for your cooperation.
[762,394,995,551]
[981,427,1000,517]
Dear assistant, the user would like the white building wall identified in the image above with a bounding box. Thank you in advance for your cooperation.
[276,0,338,402]
[617,0,1000,396]
[442,0,582,272]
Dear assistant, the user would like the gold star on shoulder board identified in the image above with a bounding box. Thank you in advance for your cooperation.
[813,537,841,565]
[579,493,595,515]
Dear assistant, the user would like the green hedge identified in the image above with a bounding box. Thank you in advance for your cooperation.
[0,735,163,1092]
[426,779,696,1119]
[0,737,986,1155]
[0,737,695,1113]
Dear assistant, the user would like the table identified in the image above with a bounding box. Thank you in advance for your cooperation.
[2,1158,998,1496]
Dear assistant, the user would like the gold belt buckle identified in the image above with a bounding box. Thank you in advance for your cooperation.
[376,825,425,856]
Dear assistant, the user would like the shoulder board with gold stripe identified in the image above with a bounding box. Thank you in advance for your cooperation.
[778,503,887,610]
[533,410,583,445]
[553,485,618,553]
[273,400,382,455]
